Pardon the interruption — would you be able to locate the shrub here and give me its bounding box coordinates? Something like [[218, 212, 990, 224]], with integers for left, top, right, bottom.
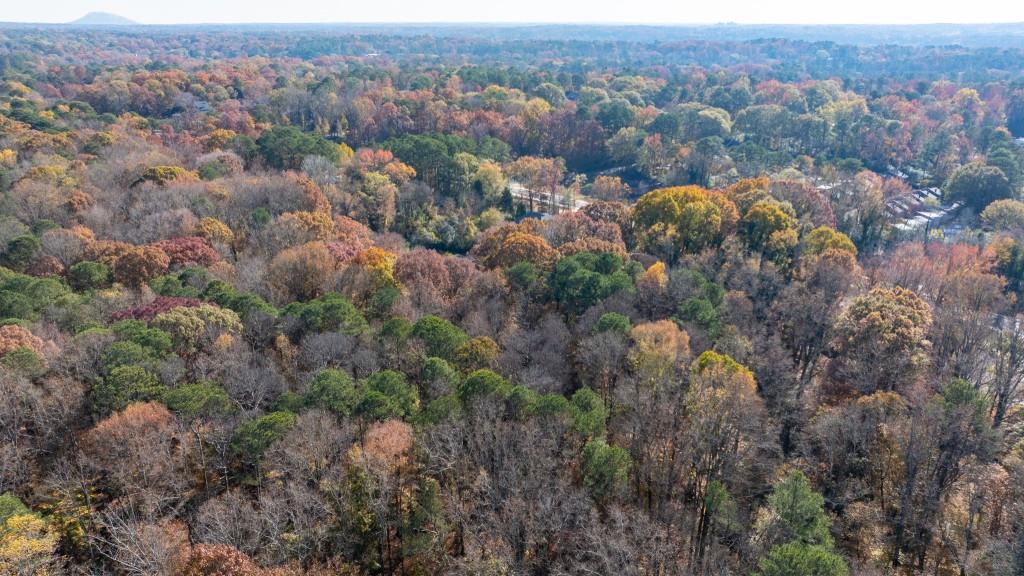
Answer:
[[0, 493, 29, 524]]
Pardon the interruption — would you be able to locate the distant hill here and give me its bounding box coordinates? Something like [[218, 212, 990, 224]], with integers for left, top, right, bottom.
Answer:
[[70, 12, 137, 26]]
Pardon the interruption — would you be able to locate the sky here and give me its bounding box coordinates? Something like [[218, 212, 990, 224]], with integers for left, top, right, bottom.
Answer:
[[3, 0, 1024, 25]]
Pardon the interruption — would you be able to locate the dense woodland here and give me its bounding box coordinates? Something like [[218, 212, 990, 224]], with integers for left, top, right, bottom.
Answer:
[[3, 24, 1024, 575]]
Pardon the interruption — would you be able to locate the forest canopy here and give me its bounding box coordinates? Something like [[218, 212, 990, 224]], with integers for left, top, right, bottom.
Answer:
[[0, 23, 1024, 576]]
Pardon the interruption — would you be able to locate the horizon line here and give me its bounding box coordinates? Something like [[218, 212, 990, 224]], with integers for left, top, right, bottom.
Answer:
[[4, 20, 1024, 28]]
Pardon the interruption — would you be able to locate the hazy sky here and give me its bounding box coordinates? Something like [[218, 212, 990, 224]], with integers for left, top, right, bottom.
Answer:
[[4, 0, 1024, 25]]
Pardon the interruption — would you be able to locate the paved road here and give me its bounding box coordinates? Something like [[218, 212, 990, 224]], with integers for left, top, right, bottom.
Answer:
[[508, 181, 590, 212]]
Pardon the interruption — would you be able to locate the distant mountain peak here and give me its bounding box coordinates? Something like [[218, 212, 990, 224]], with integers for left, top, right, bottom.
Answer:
[[70, 12, 137, 26]]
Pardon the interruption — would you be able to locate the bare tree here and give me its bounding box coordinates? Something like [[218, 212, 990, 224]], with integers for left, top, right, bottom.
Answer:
[[989, 315, 1024, 428], [93, 505, 189, 576]]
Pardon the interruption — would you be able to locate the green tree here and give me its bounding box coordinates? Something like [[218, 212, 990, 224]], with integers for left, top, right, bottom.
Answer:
[[1008, 89, 1024, 137], [594, 312, 631, 334], [0, 493, 29, 524], [419, 357, 461, 394], [570, 387, 608, 438], [581, 438, 632, 503], [282, 292, 367, 335], [202, 280, 278, 318], [457, 369, 511, 402], [755, 542, 848, 576], [993, 237, 1024, 297], [305, 368, 359, 416], [257, 125, 340, 170], [988, 149, 1022, 191], [0, 347, 45, 376], [232, 411, 298, 460], [944, 163, 1012, 212], [676, 269, 726, 336], [385, 133, 499, 198], [596, 99, 636, 132], [357, 370, 420, 421], [548, 252, 637, 316], [2, 235, 40, 271], [534, 82, 566, 106], [91, 365, 167, 419], [419, 394, 463, 425], [110, 320, 173, 358], [755, 471, 849, 576], [411, 315, 469, 361], [67, 261, 111, 290], [163, 381, 234, 419], [100, 340, 160, 372], [766, 470, 834, 547], [401, 477, 450, 564], [503, 261, 540, 292], [532, 393, 571, 419]]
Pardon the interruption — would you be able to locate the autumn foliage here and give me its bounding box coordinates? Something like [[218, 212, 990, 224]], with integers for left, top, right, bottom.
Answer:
[[1, 24, 1024, 576]]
